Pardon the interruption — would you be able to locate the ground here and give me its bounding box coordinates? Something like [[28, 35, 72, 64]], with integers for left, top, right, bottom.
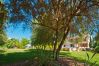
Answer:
[[0, 49, 99, 66]]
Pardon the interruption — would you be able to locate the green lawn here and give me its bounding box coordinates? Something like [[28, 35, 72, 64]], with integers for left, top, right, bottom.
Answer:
[[0, 49, 33, 64], [0, 49, 52, 64], [0, 49, 99, 66], [60, 51, 99, 66]]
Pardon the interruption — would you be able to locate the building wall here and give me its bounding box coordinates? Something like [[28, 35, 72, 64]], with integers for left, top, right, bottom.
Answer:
[[62, 34, 90, 50]]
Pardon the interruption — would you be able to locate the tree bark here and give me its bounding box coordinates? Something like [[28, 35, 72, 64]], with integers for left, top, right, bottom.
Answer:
[[53, 30, 58, 58], [55, 27, 70, 60], [53, 19, 59, 59]]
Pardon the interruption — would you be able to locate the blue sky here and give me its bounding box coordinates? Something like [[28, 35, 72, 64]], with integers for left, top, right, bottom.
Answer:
[[5, 23, 32, 40], [3, 0, 32, 40], [2, 0, 49, 41]]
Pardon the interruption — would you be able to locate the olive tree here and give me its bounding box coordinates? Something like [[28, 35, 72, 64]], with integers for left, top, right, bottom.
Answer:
[[7, 0, 99, 60]]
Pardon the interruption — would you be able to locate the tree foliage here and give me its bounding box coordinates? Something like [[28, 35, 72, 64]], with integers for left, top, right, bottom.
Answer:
[[0, 32, 7, 46], [32, 26, 53, 46], [0, 1, 8, 46], [21, 38, 29, 48], [6, 0, 99, 60], [92, 31, 99, 48], [6, 38, 29, 48], [6, 38, 20, 48], [6, 38, 19, 48], [0, 1, 7, 30]]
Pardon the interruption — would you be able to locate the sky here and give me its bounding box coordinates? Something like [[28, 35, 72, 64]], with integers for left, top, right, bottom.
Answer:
[[5, 23, 32, 40], [2, 0, 32, 40]]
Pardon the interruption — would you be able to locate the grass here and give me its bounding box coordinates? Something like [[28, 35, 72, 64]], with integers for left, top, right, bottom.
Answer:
[[0, 49, 32, 64], [0, 49, 99, 66], [0, 49, 52, 64], [60, 51, 99, 66]]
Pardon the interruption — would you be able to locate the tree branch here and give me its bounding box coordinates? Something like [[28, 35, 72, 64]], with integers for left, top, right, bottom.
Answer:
[[32, 22, 56, 31]]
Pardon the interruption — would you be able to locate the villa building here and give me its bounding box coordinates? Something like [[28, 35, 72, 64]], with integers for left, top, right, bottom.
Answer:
[[62, 34, 90, 51]]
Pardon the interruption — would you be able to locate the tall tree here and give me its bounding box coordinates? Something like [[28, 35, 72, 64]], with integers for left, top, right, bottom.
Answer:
[[0, 1, 8, 46], [0, 1, 7, 31], [7, 0, 99, 60]]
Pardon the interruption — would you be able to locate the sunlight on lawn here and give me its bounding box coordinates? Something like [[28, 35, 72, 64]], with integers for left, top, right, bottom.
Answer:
[[0, 49, 99, 66], [60, 51, 99, 66]]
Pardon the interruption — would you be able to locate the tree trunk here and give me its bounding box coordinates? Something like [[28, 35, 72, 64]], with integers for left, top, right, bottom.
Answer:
[[53, 30, 58, 58], [55, 27, 70, 60], [53, 20, 59, 59]]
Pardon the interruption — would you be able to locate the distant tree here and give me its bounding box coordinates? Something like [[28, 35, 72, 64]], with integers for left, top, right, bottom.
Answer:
[[6, 38, 20, 48], [21, 38, 29, 48]]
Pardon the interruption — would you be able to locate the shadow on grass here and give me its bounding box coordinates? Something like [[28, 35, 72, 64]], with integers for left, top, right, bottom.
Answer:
[[0, 50, 5, 53], [0, 49, 53, 65], [0, 49, 99, 66]]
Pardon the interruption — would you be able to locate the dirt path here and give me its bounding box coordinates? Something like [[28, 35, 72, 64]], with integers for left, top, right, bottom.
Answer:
[[58, 57, 84, 66]]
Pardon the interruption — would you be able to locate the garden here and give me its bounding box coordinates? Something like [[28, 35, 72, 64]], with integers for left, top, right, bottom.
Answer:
[[0, 0, 99, 66], [0, 49, 99, 66]]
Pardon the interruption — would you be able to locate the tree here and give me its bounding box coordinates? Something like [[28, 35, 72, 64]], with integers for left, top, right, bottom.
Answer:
[[0, 1, 8, 46], [21, 38, 29, 48], [7, 0, 99, 60], [93, 31, 99, 48], [0, 1, 7, 31], [0, 33, 7, 46], [32, 26, 53, 44], [6, 38, 20, 48]]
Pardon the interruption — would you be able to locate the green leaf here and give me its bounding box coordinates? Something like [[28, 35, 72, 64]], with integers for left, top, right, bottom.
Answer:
[[90, 52, 96, 60], [86, 52, 89, 60]]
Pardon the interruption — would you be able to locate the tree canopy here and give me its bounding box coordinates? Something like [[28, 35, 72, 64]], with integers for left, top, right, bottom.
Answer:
[[0, 1, 7, 46], [21, 38, 29, 48], [3, 0, 99, 60]]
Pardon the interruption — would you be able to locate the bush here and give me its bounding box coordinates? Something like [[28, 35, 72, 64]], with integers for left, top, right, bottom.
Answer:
[[95, 46, 99, 53], [5, 43, 14, 48]]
